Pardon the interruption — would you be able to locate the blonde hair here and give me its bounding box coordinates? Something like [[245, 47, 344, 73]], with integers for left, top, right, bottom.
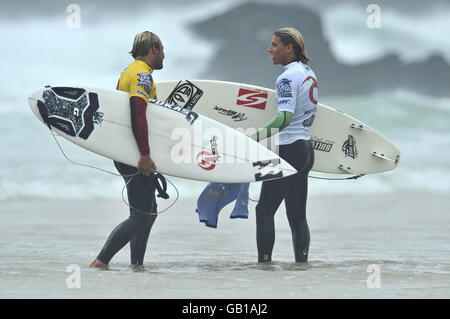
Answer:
[[129, 31, 161, 59], [274, 27, 311, 64]]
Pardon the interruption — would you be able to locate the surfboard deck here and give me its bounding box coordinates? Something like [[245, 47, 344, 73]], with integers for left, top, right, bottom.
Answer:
[[156, 80, 400, 175], [28, 86, 297, 183]]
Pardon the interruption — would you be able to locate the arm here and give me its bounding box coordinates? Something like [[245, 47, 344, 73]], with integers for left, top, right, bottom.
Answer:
[[130, 96, 157, 175], [129, 72, 157, 175], [130, 96, 150, 155], [251, 110, 293, 141], [251, 74, 300, 142]]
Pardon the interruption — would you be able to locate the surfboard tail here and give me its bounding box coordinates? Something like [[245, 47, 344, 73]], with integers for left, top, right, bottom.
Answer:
[[28, 89, 45, 123]]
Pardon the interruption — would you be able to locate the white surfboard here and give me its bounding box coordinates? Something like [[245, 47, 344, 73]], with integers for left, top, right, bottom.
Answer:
[[156, 80, 400, 175], [28, 86, 297, 183]]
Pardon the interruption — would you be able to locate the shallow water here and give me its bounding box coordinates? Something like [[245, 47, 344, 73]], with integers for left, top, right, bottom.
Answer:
[[1, 193, 448, 299]]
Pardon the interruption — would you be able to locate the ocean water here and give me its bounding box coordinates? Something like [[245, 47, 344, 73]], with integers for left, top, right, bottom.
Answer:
[[1, 192, 449, 299], [0, 0, 449, 299]]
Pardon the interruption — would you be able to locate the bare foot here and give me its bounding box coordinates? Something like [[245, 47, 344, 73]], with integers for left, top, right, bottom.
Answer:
[[89, 258, 108, 269]]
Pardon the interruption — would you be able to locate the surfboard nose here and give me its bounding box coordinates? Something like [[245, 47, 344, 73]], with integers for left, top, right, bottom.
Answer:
[[279, 158, 297, 177], [28, 87, 45, 100], [28, 89, 45, 122], [252, 157, 297, 182]]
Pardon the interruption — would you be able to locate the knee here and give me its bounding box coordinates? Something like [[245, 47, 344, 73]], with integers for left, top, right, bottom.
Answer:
[[256, 201, 276, 228], [288, 215, 309, 235], [130, 211, 154, 227], [256, 199, 277, 216], [255, 202, 266, 220]]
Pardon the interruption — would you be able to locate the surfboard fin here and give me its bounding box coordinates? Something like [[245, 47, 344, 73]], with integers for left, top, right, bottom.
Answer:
[[338, 165, 355, 174], [371, 152, 399, 164], [350, 123, 369, 131]]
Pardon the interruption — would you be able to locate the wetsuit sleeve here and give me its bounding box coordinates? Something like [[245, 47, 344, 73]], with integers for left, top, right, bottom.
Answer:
[[251, 111, 293, 141], [127, 71, 155, 155], [130, 96, 150, 155]]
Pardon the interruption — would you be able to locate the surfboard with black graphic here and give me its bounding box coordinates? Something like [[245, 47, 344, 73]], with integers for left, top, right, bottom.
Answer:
[[156, 80, 400, 175], [28, 85, 297, 183]]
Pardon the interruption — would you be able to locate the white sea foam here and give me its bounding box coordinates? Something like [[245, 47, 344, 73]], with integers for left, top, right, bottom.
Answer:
[[321, 2, 450, 64]]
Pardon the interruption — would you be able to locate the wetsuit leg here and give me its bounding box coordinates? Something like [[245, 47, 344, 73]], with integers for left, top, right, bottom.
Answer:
[[256, 179, 288, 262], [96, 162, 156, 265], [130, 203, 157, 265], [256, 139, 314, 263], [284, 140, 314, 262], [255, 142, 299, 262]]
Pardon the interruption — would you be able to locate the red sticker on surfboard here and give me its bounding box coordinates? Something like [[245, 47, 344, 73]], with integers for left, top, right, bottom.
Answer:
[[197, 151, 216, 170], [236, 88, 268, 110]]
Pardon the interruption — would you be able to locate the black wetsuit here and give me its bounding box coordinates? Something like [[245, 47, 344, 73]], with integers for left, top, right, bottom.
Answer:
[[256, 139, 314, 263], [95, 60, 158, 266], [255, 60, 318, 263], [96, 161, 157, 265]]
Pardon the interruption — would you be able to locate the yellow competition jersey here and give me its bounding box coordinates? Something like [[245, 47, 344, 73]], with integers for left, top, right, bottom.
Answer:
[[117, 60, 157, 102]]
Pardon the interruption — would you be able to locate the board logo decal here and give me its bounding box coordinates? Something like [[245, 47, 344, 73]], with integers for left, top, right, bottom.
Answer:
[[253, 159, 283, 181], [237, 88, 268, 110], [41, 88, 103, 140], [165, 80, 203, 111], [197, 151, 216, 171], [213, 106, 247, 122], [150, 99, 199, 125], [51, 87, 85, 100], [209, 136, 221, 162], [311, 138, 334, 152], [342, 135, 358, 159]]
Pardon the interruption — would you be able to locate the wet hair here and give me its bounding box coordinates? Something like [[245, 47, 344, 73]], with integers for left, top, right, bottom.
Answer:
[[274, 27, 311, 64], [129, 31, 161, 59]]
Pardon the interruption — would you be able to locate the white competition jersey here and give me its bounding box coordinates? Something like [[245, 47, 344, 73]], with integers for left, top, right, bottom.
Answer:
[[275, 61, 318, 145]]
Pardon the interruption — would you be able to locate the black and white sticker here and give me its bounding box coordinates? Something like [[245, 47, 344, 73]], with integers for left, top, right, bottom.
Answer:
[[253, 159, 283, 181], [213, 106, 247, 122], [41, 87, 103, 140], [311, 136, 334, 152], [150, 99, 199, 125], [165, 80, 203, 111], [342, 135, 358, 159], [209, 135, 221, 162]]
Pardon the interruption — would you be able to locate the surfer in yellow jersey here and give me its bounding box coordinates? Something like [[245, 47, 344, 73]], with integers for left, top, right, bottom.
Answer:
[[90, 31, 165, 269], [253, 27, 317, 263]]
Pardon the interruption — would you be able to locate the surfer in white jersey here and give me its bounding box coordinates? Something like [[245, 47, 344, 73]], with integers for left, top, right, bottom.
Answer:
[[253, 27, 317, 263]]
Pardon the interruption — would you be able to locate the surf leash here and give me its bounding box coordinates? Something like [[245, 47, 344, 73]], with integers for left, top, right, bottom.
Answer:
[[248, 172, 365, 202], [121, 173, 179, 216], [48, 127, 178, 215], [308, 174, 366, 181]]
